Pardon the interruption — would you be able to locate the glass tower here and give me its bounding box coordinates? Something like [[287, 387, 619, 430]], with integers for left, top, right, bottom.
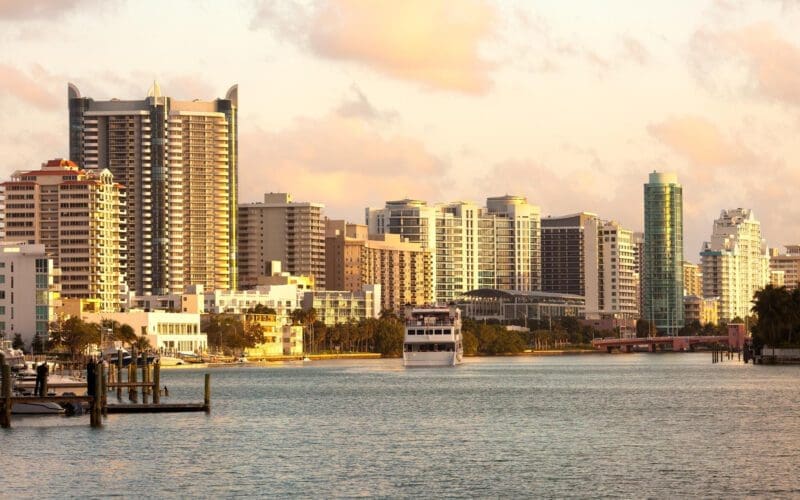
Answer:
[[643, 172, 684, 335]]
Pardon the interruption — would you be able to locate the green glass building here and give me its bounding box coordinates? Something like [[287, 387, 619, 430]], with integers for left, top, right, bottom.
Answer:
[[643, 172, 684, 335]]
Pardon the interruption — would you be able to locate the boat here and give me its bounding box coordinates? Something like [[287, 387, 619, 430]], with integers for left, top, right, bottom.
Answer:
[[11, 398, 66, 415], [157, 355, 184, 366], [403, 305, 464, 367], [1, 340, 26, 371]]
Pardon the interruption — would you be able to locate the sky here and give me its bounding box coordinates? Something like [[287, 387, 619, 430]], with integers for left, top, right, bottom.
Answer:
[[1, 0, 799, 262]]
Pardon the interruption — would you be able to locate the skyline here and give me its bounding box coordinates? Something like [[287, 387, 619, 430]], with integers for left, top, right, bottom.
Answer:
[[1, 1, 799, 260]]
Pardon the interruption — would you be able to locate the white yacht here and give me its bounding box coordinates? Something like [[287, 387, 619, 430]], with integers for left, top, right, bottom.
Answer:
[[403, 306, 463, 367]]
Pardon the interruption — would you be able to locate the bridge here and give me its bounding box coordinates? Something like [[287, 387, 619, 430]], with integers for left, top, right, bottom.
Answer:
[[592, 324, 747, 353]]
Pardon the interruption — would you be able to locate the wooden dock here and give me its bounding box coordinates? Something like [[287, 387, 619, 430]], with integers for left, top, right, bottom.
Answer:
[[1, 352, 210, 428]]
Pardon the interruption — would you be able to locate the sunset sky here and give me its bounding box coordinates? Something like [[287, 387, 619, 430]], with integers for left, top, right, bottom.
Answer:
[[1, 0, 799, 261]]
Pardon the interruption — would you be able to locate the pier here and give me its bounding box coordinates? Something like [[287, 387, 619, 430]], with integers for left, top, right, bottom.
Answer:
[[1, 352, 210, 429]]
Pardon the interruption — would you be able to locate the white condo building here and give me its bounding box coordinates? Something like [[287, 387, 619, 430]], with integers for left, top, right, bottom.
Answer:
[[0, 243, 59, 348], [700, 208, 770, 323], [366, 196, 541, 303]]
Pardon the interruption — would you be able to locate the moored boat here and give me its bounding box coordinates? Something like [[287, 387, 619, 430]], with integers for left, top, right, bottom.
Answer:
[[403, 305, 464, 367]]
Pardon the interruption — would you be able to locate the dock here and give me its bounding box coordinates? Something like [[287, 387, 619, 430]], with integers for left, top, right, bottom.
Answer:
[[1, 352, 210, 429]]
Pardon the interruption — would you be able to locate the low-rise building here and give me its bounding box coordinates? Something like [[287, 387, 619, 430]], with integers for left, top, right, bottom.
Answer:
[[301, 285, 381, 326], [82, 310, 206, 354], [0, 242, 59, 349], [455, 288, 585, 324], [683, 295, 719, 326]]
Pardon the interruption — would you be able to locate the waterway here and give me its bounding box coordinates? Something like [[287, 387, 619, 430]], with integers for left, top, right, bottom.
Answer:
[[3, 354, 799, 498]]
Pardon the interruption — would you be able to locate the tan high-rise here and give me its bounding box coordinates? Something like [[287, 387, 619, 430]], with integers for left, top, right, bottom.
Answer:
[[239, 193, 325, 289], [68, 82, 237, 294], [326, 220, 434, 312], [1, 159, 124, 311]]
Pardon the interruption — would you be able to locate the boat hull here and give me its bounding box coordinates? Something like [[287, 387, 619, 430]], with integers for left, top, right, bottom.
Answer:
[[11, 401, 66, 415], [403, 350, 462, 367]]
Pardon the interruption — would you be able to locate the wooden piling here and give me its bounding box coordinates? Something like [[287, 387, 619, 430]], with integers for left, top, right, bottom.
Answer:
[[1, 357, 11, 429], [141, 355, 149, 405], [101, 363, 108, 417], [91, 362, 102, 427], [203, 373, 211, 413], [116, 349, 123, 401], [153, 362, 161, 405]]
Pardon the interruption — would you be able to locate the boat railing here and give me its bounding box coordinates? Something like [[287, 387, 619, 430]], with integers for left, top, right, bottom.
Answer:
[[405, 319, 458, 327]]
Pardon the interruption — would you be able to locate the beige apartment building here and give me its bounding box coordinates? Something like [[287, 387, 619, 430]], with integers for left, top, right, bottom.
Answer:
[[68, 82, 237, 295], [326, 220, 434, 313], [683, 262, 702, 296], [238, 193, 325, 289], [1, 159, 124, 311], [770, 245, 800, 289]]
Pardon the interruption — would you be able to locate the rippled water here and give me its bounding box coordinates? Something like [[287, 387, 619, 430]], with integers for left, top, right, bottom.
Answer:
[[2, 354, 800, 498]]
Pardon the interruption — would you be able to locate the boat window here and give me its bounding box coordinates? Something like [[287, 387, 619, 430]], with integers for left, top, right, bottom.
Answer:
[[407, 330, 414, 335], [434, 329, 442, 335]]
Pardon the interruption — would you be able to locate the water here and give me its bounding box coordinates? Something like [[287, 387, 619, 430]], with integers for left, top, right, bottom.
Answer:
[[2, 354, 799, 498]]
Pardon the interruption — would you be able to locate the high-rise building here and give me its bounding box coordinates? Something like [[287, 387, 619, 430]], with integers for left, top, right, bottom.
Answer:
[[769, 245, 800, 289], [238, 193, 325, 289], [0, 242, 59, 348], [643, 171, 684, 334], [700, 208, 770, 323], [541, 214, 637, 319], [366, 196, 541, 303], [683, 262, 702, 296], [325, 220, 434, 312], [597, 221, 638, 319], [541, 212, 600, 304], [68, 82, 238, 295], [1, 159, 124, 311], [632, 231, 645, 319]]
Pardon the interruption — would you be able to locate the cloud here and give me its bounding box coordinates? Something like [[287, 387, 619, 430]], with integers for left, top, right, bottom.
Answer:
[[647, 115, 754, 171], [0, 0, 97, 20], [691, 22, 800, 107], [252, 0, 496, 94], [239, 111, 449, 218], [0, 64, 60, 111], [336, 84, 398, 122]]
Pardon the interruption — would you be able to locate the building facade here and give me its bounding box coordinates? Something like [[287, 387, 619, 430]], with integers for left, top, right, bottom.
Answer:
[[301, 285, 381, 326], [455, 289, 585, 324], [83, 310, 207, 354], [700, 208, 770, 323], [68, 82, 238, 295], [325, 220, 433, 313], [541, 215, 637, 319], [769, 245, 800, 289], [643, 171, 684, 334], [683, 262, 702, 297], [366, 196, 541, 303], [2, 159, 124, 311], [238, 193, 325, 289], [0, 243, 59, 348]]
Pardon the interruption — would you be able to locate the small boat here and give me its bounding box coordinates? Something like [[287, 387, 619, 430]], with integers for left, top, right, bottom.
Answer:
[[403, 305, 464, 367], [157, 356, 184, 366], [11, 399, 66, 415]]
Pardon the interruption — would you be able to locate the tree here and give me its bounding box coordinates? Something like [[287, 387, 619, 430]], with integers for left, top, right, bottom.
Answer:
[[636, 319, 653, 338], [135, 336, 152, 352], [118, 324, 137, 347], [12, 333, 24, 351], [373, 317, 404, 356], [31, 332, 45, 354], [751, 285, 794, 354]]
